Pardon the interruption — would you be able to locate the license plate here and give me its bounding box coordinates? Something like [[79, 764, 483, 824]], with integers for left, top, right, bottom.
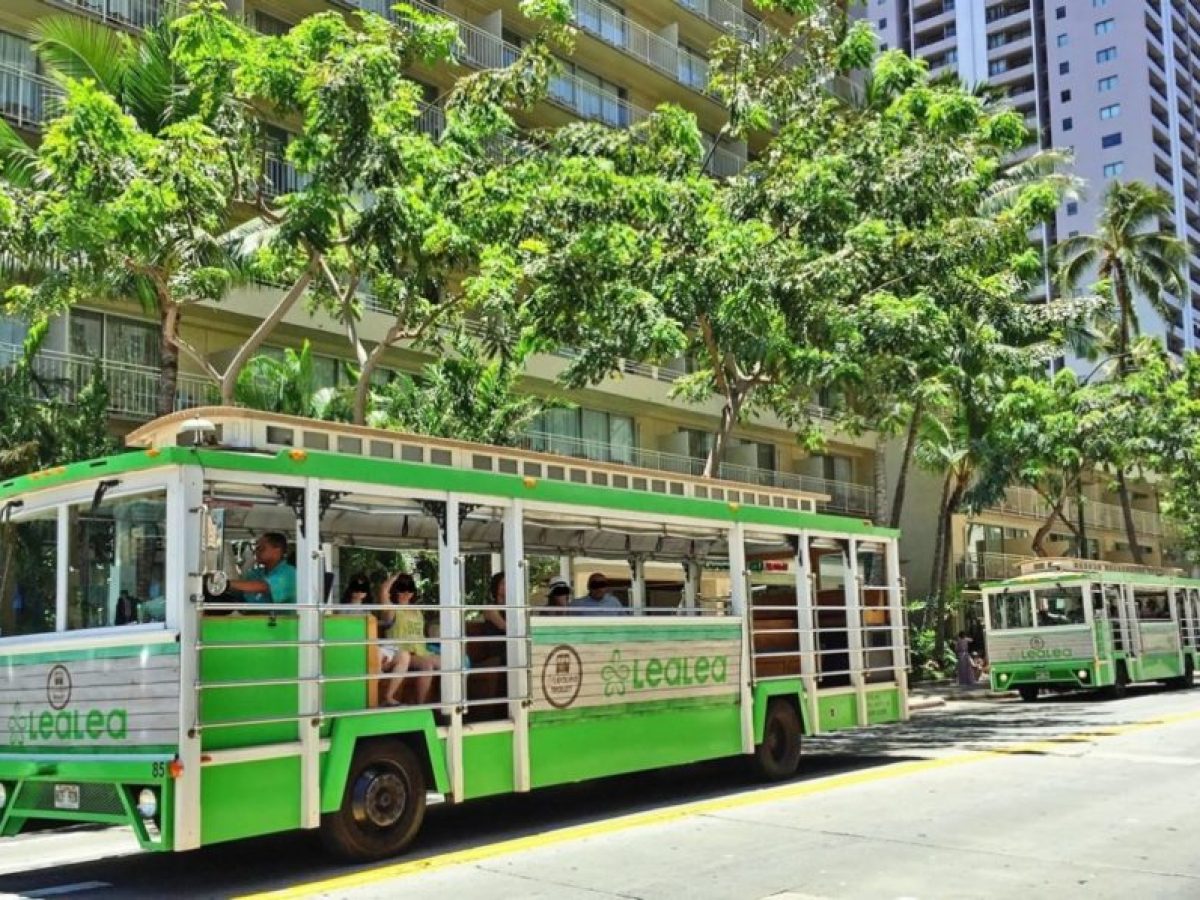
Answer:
[[54, 784, 80, 810], [1035, 670, 1051, 681]]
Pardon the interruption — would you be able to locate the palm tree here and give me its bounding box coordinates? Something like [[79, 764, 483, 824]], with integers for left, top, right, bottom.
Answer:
[[234, 341, 347, 421], [1057, 180, 1188, 564]]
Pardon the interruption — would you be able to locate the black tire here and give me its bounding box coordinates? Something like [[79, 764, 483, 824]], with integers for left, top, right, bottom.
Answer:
[[320, 739, 427, 862], [1017, 685, 1039, 703], [752, 698, 802, 781]]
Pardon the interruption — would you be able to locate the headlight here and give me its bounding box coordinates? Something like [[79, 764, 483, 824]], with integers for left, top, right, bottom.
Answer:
[[1077, 669, 1089, 681], [0, 783, 7, 808], [998, 672, 1009, 682], [137, 788, 158, 819]]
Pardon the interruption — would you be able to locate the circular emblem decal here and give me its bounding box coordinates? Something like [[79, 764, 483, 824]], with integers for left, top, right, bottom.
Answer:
[[1029, 636, 1045, 651], [46, 665, 72, 710], [541, 645, 583, 709]]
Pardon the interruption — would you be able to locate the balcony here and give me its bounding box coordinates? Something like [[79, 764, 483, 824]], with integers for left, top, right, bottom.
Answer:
[[517, 430, 874, 517], [957, 551, 1032, 584], [49, 0, 162, 29], [571, 0, 710, 96], [0, 342, 215, 420], [0, 63, 61, 131], [673, 0, 768, 43], [989, 486, 1168, 539]]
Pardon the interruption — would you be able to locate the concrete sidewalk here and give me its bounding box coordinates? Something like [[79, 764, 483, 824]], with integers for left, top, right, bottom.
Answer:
[[909, 680, 1011, 710]]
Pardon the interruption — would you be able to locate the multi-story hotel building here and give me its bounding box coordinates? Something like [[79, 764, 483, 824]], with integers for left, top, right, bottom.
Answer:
[[0, 0, 1178, 599]]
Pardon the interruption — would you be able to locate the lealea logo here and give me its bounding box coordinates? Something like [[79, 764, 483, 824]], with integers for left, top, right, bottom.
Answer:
[[541, 645, 584, 709], [6, 663, 129, 746], [601, 647, 729, 697], [1020, 634, 1073, 661]]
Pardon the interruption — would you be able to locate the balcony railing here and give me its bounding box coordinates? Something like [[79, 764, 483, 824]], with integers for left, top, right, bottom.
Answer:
[[957, 551, 1033, 584], [990, 486, 1168, 538], [674, 0, 769, 43], [399, 1, 746, 176], [50, 0, 162, 30], [571, 0, 710, 95], [0, 63, 62, 131], [517, 430, 874, 517], [0, 342, 215, 419]]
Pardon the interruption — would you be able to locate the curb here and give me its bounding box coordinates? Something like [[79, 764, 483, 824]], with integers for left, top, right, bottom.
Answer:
[[908, 695, 946, 711]]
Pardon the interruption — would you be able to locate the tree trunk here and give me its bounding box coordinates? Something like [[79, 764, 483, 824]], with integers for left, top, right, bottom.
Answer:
[[1032, 495, 1065, 557], [889, 399, 922, 529], [1075, 473, 1089, 559], [352, 341, 391, 426], [933, 475, 966, 665], [157, 303, 180, 418], [702, 391, 742, 479], [219, 271, 313, 404], [872, 432, 888, 526], [1115, 469, 1145, 565], [928, 472, 952, 614]]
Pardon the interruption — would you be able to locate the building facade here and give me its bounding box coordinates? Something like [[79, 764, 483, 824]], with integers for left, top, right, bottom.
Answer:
[[875, 0, 1200, 358]]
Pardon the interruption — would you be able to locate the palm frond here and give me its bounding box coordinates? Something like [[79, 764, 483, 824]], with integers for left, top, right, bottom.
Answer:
[[0, 119, 38, 188], [32, 16, 133, 96]]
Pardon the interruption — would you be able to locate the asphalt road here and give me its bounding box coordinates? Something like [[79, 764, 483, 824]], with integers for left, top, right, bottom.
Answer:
[[2, 685, 1199, 900]]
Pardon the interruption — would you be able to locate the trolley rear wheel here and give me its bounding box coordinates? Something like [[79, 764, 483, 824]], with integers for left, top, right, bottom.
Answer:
[[752, 698, 802, 781], [320, 739, 426, 861]]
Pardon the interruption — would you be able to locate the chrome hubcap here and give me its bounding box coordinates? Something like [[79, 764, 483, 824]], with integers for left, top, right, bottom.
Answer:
[[352, 767, 407, 829]]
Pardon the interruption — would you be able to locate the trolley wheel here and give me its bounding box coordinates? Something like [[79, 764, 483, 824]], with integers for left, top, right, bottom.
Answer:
[[320, 739, 427, 862], [1017, 685, 1039, 703], [752, 698, 802, 781]]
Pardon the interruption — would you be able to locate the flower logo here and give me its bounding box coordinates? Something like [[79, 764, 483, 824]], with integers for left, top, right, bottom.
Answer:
[[602, 649, 630, 697]]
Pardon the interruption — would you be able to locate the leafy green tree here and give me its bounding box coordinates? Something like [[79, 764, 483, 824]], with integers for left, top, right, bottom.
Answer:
[[0, 8, 254, 416], [1057, 180, 1188, 563], [222, 0, 576, 425], [0, 322, 116, 480], [367, 335, 552, 446]]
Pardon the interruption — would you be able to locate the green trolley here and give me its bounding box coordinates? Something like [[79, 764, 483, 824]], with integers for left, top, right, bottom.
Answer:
[[0, 408, 909, 860], [983, 559, 1199, 701]]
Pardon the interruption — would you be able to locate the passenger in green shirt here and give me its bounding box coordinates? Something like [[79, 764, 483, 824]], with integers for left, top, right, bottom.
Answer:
[[229, 532, 297, 605]]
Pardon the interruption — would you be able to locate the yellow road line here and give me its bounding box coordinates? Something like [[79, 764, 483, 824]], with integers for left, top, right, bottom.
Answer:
[[238, 708, 1200, 900]]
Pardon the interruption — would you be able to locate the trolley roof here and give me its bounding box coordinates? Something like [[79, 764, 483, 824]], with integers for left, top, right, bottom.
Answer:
[[0, 407, 899, 539], [981, 557, 1199, 591]]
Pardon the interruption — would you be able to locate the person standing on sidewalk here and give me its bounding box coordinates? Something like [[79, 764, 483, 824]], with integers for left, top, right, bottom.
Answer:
[[955, 631, 976, 686]]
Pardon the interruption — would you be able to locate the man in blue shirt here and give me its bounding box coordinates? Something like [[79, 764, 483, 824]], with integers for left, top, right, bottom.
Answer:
[[229, 532, 297, 605], [569, 573, 628, 616]]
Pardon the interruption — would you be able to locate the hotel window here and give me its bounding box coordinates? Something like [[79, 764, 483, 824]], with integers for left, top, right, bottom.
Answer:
[[1056, 33, 1068, 47], [1094, 18, 1114, 36], [1099, 103, 1120, 120], [577, 0, 627, 48], [1103, 161, 1124, 177], [1101, 132, 1122, 148], [1098, 75, 1118, 91], [1096, 46, 1117, 63]]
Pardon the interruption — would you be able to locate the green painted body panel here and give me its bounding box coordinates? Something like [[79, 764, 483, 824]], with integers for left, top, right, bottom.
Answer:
[[199, 615, 374, 750], [462, 731, 516, 799], [1127, 652, 1184, 681], [864, 686, 903, 724], [817, 693, 858, 730], [530, 622, 743, 645], [529, 698, 741, 789], [201, 756, 301, 845], [982, 571, 1200, 591]]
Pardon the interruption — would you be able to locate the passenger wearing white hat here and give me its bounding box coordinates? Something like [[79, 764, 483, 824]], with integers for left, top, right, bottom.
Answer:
[[535, 576, 572, 615]]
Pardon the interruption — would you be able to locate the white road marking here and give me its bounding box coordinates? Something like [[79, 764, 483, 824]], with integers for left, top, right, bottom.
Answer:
[[24, 882, 112, 897]]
